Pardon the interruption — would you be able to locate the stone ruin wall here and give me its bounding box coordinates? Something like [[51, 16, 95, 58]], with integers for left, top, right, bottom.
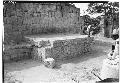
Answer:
[[3, 2, 81, 44], [22, 3, 81, 33], [3, 36, 94, 62], [3, 2, 83, 62]]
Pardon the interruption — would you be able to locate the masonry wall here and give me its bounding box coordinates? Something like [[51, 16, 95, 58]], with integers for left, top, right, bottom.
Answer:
[[3, 2, 81, 44]]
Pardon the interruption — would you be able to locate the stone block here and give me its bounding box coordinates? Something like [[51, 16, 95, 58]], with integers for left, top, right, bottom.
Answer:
[[44, 58, 55, 68], [3, 45, 32, 62], [28, 35, 94, 61]]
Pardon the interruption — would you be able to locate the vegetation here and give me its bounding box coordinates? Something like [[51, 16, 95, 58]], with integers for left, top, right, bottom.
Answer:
[[87, 2, 119, 37], [81, 14, 101, 35]]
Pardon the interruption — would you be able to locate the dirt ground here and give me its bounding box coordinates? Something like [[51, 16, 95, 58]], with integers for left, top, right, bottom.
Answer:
[[4, 37, 114, 83]]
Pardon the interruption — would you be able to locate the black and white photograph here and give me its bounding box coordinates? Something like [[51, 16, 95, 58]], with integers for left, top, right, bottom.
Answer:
[[3, 1, 119, 83]]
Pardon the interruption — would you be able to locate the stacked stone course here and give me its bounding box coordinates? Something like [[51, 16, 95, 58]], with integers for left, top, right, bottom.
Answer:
[[3, 44, 32, 62], [4, 3, 81, 43], [27, 35, 94, 61], [3, 2, 83, 61]]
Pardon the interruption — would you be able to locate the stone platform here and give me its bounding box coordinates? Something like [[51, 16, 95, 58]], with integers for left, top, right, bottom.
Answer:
[[25, 34, 94, 61], [3, 44, 32, 62]]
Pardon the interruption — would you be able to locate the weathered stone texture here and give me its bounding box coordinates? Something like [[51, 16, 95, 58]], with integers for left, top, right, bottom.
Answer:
[[27, 36, 94, 61], [46, 37, 93, 60], [4, 2, 81, 44], [3, 44, 32, 62], [3, 2, 83, 62]]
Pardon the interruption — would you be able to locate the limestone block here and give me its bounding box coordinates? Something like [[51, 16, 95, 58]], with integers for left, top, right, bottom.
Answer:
[[26, 36, 93, 61], [32, 47, 47, 61], [44, 37, 94, 61], [3, 45, 32, 62], [44, 58, 55, 68]]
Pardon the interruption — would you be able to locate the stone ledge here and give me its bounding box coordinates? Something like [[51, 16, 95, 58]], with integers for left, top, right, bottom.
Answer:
[[26, 35, 94, 61]]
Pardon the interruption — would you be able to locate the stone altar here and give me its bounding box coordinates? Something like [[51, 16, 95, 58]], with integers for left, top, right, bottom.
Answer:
[[25, 34, 94, 61]]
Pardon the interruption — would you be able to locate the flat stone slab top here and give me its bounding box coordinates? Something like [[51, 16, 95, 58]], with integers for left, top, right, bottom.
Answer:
[[25, 34, 88, 43]]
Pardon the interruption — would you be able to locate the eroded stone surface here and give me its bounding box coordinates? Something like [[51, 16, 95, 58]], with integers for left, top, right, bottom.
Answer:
[[27, 35, 94, 61]]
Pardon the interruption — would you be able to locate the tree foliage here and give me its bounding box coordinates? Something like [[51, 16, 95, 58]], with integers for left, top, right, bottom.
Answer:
[[87, 2, 119, 37], [87, 2, 119, 26], [81, 14, 101, 35], [83, 15, 100, 27], [87, 2, 119, 16]]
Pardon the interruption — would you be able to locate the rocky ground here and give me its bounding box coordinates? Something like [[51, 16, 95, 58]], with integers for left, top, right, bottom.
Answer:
[[3, 36, 114, 83]]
